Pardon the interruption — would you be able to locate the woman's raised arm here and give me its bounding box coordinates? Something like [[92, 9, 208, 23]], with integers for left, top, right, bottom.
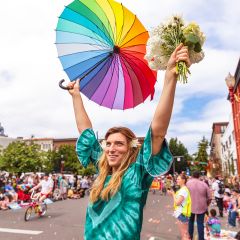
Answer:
[[68, 79, 92, 133], [151, 44, 191, 155]]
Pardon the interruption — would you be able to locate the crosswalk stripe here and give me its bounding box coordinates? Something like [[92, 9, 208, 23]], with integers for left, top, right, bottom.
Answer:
[[0, 228, 43, 235]]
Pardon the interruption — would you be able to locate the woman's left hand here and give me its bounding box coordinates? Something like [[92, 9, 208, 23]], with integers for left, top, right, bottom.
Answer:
[[166, 43, 191, 77]]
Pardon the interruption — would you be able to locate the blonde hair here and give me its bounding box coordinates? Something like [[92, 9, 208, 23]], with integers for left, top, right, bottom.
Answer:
[[90, 127, 140, 203]]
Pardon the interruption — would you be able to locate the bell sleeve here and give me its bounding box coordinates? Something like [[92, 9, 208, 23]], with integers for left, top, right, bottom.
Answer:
[[137, 127, 173, 177], [76, 128, 103, 169]]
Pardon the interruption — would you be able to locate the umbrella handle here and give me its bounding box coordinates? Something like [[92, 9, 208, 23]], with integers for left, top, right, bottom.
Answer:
[[59, 79, 71, 90]]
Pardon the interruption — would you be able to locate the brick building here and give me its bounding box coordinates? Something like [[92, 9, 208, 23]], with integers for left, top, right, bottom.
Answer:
[[209, 122, 228, 176], [230, 58, 240, 175]]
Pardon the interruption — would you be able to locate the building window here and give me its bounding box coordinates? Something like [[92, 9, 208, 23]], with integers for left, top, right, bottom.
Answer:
[[232, 131, 235, 141], [221, 126, 226, 133], [229, 136, 232, 145]]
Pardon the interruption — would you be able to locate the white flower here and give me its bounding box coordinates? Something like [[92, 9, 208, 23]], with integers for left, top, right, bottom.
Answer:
[[101, 140, 107, 150], [131, 139, 139, 148]]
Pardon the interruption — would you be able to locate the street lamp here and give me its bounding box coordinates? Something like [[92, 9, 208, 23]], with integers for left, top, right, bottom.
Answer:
[[60, 155, 65, 174], [173, 156, 182, 175], [225, 73, 240, 102], [225, 72, 240, 175]]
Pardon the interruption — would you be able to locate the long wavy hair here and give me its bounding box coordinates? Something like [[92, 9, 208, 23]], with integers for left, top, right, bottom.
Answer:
[[90, 127, 140, 203]]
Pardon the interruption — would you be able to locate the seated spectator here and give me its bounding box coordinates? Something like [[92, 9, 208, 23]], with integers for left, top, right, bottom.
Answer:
[[228, 189, 239, 227], [0, 194, 12, 210], [4, 181, 18, 202], [206, 209, 221, 237], [235, 231, 240, 240]]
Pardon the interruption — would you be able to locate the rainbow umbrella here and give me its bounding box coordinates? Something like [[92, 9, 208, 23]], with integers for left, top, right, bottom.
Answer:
[[56, 0, 157, 109]]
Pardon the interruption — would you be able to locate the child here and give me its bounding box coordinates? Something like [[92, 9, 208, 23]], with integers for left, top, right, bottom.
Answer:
[[223, 191, 231, 212], [207, 209, 221, 237]]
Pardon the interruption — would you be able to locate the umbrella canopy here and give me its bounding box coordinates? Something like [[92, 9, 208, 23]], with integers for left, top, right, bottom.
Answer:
[[56, 0, 157, 109]]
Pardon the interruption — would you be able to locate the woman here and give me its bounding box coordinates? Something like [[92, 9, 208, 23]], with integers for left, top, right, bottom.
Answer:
[[168, 174, 191, 240], [68, 44, 191, 239]]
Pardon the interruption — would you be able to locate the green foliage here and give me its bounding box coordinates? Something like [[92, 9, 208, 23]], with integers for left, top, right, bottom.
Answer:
[[46, 145, 96, 175], [79, 163, 96, 176], [168, 137, 191, 173], [190, 136, 209, 173], [0, 141, 46, 173], [0, 141, 97, 175]]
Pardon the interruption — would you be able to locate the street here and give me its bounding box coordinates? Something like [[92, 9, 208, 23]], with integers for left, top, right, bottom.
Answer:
[[0, 192, 235, 240]]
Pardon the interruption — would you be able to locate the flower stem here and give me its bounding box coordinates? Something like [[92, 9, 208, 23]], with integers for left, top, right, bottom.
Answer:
[[176, 61, 191, 83]]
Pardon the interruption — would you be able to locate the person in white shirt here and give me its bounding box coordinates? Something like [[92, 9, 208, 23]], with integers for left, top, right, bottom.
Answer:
[[29, 173, 53, 203], [27, 174, 34, 185], [212, 176, 224, 217]]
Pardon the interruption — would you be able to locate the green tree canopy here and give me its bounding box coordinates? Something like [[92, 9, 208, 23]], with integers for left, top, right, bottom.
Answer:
[[0, 141, 46, 173], [168, 137, 192, 174], [191, 136, 209, 173], [46, 145, 97, 176]]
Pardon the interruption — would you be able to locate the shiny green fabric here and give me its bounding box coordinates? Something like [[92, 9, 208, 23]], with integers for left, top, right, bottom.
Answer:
[[76, 127, 173, 240]]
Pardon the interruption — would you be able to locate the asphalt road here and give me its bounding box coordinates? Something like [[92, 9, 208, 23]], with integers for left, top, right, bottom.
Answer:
[[0, 192, 235, 240]]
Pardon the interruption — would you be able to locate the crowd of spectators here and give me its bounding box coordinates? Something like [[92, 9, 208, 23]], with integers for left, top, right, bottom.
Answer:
[[0, 171, 94, 210]]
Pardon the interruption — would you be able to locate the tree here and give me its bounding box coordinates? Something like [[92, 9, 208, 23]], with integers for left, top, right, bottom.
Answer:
[[191, 136, 209, 173], [168, 138, 191, 174], [46, 145, 97, 175], [0, 141, 46, 173]]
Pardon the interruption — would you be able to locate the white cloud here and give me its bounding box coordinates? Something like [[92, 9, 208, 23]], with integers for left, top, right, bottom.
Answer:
[[0, 0, 239, 155], [168, 97, 231, 153]]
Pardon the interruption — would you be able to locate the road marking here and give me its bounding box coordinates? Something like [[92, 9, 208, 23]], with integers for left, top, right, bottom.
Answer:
[[0, 228, 43, 235]]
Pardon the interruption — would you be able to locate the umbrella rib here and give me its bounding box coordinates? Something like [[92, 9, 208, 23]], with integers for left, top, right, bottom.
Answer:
[[58, 48, 111, 58], [81, 57, 113, 94], [57, 43, 110, 55], [58, 19, 108, 49], [72, 1, 114, 45], [110, 55, 121, 109], [106, 0, 117, 43], [57, 18, 109, 48], [64, 5, 113, 46], [116, 3, 125, 46], [88, 58, 115, 100], [95, 0, 115, 46], [118, 54, 137, 108], [77, 53, 112, 82], [121, 45, 147, 54], [100, 55, 118, 106], [56, 41, 108, 49], [56, 31, 108, 49], [64, 51, 112, 72], [122, 50, 153, 74], [120, 52, 151, 100], [118, 14, 136, 47], [120, 31, 148, 48]]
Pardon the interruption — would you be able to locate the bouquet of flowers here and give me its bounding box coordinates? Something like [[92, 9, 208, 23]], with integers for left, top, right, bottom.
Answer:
[[145, 15, 205, 83]]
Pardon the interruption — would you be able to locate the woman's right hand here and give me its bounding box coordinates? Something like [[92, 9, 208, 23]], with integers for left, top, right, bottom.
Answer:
[[67, 79, 80, 97], [167, 189, 174, 196]]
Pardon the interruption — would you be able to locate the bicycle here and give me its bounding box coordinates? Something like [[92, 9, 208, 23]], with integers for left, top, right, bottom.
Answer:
[[24, 190, 47, 221]]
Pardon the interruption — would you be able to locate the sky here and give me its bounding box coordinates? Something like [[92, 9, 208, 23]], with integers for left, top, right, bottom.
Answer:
[[0, 0, 239, 154]]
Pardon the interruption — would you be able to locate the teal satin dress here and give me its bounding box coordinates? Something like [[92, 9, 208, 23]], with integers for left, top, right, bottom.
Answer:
[[76, 127, 173, 240]]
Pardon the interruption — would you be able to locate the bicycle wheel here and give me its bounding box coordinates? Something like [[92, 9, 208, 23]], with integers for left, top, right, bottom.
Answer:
[[24, 206, 33, 221], [40, 203, 47, 216]]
